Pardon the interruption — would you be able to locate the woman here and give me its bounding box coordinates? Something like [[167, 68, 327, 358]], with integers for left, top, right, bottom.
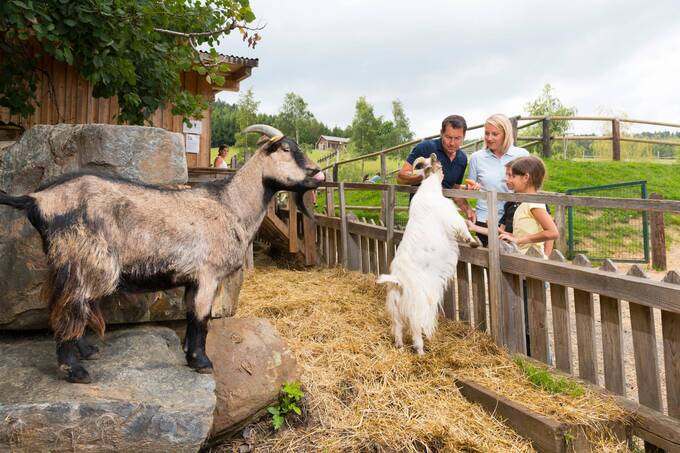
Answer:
[[213, 144, 229, 169], [467, 114, 529, 246]]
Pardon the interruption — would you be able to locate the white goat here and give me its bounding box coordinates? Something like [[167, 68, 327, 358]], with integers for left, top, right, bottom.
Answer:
[[376, 153, 477, 354]]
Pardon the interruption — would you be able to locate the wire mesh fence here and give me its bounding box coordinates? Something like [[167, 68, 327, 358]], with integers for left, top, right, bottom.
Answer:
[[566, 181, 649, 262]]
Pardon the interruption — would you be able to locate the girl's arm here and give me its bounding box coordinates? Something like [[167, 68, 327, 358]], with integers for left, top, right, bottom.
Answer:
[[499, 207, 559, 245]]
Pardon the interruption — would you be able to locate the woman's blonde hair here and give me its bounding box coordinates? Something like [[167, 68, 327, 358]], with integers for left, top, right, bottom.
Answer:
[[485, 113, 514, 153]]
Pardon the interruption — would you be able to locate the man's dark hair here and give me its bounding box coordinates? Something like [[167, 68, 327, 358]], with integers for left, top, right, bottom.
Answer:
[[441, 115, 467, 134]]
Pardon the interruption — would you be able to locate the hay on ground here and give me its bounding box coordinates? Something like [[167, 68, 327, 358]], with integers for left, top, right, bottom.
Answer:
[[216, 261, 629, 453]]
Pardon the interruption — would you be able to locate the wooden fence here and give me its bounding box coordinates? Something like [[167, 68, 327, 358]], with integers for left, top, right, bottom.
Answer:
[[281, 182, 680, 451], [323, 115, 680, 182]]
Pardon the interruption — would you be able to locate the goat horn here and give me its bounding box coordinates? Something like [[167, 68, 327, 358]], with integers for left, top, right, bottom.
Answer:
[[242, 124, 284, 138]]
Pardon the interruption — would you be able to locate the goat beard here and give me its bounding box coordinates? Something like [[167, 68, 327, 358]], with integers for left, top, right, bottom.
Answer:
[[295, 191, 315, 219]]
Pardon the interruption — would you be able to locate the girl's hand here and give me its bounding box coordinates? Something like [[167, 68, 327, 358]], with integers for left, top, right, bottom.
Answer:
[[465, 219, 475, 230], [499, 232, 518, 243]]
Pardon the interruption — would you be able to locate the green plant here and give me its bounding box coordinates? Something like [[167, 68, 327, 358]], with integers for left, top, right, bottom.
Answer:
[[267, 381, 304, 431], [514, 356, 585, 398]]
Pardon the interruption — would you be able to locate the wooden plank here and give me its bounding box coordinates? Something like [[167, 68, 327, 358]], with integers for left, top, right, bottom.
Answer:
[[457, 261, 470, 325], [627, 265, 662, 411], [548, 251, 573, 374], [611, 394, 680, 452], [662, 270, 680, 418], [443, 279, 456, 320], [486, 191, 503, 345], [471, 265, 487, 332], [369, 232, 378, 275], [459, 243, 490, 268], [109, 96, 119, 124], [650, 193, 667, 271], [385, 185, 395, 266], [572, 254, 598, 385], [347, 233, 361, 271], [302, 191, 316, 266], [328, 226, 337, 267], [378, 240, 388, 274], [64, 63, 76, 123], [360, 235, 370, 273], [525, 247, 549, 363], [501, 267, 526, 354], [347, 221, 387, 241], [598, 259, 626, 396], [499, 254, 680, 313], [495, 191, 680, 214], [76, 76, 89, 124], [336, 229, 344, 265], [455, 378, 568, 453], [288, 192, 298, 254], [338, 183, 349, 268], [54, 60, 67, 123]]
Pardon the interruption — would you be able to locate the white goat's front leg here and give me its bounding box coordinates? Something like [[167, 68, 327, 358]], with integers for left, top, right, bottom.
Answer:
[[410, 322, 425, 355], [184, 278, 218, 373], [386, 291, 404, 349]]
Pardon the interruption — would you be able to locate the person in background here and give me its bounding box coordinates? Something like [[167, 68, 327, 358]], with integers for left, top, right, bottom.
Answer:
[[362, 174, 370, 183], [467, 114, 529, 246], [213, 144, 229, 169], [396, 114, 475, 220], [369, 172, 381, 183]]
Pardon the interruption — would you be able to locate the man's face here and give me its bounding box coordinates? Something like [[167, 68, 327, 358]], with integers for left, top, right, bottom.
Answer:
[[441, 125, 465, 155]]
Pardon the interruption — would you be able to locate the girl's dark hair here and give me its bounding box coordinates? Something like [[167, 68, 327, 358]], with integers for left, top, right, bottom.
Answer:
[[506, 156, 546, 189]]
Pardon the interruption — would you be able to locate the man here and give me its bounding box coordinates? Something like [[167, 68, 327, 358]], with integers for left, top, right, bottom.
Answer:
[[396, 114, 475, 221]]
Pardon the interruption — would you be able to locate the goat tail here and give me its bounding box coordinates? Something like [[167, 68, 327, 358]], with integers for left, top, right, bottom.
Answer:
[[0, 191, 32, 210]]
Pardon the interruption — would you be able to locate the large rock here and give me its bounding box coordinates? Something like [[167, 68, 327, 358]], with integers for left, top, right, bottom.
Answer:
[[207, 317, 298, 440], [0, 124, 235, 330], [0, 325, 215, 452]]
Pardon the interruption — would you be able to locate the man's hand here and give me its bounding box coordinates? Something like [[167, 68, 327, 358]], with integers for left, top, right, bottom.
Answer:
[[466, 209, 476, 223], [396, 162, 423, 185]]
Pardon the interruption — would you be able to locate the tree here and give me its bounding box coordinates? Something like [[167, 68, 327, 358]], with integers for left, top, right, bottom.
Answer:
[[523, 83, 577, 137], [278, 92, 312, 144], [1, 0, 261, 125], [210, 100, 239, 147], [234, 88, 259, 151], [349, 97, 380, 155], [392, 99, 414, 144]]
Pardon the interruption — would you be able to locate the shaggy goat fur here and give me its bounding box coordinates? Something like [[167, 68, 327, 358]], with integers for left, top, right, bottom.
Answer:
[[377, 154, 476, 354], [0, 126, 324, 383]]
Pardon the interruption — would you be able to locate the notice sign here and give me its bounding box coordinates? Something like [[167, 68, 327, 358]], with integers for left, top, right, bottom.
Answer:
[[185, 133, 200, 154]]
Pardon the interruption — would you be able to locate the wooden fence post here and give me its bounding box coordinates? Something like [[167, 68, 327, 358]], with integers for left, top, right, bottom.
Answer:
[[612, 119, 621, 161], [332, 163, 339, 183], [650, 193, 667, 270], [380, 153, 387, 183], [288, 191, 298, 254], [302, 191, 317, 266], [542, 116, 551, 158], [230, 155, 238, 168], [338, 182, 348, 268], [486, 191, 503, 345], [598, 259, 626, 396], [572, 254, 599, 385], [510, 116, 519, 144], [662, 270, 680, 418], [385, 185, 395, 265], [554, 204, 567, 254]]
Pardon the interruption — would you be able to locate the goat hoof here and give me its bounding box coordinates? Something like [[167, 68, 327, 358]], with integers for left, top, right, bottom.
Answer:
[[186, 353, 213, 372], [79, 345, 100, 360], [196, 366, 214, 374], [65, 365, 92, 384]]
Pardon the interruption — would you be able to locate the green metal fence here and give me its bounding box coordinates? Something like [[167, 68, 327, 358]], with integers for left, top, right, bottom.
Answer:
[[567, 181, 649, 262]]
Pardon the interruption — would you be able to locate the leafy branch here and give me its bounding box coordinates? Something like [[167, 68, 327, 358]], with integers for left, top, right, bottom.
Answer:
[[267, 382, 304, 431]]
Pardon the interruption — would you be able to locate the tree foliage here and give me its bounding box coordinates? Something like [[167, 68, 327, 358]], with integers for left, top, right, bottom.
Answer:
[[349, 96, 380, 154], [277, 92, 312, 144], [234, 87, 259, 150], [523, 83, 577, 137], [0, 0, 260, 125]]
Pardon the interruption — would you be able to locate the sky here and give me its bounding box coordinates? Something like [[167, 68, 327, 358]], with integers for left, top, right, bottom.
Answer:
[[215, 0, 680, 138]]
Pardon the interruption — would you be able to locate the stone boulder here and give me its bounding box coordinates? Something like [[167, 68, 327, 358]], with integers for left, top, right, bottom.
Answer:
[[0, 124, 240, 330], [207, 317, 299, 441], [0, 325, 215, 452]]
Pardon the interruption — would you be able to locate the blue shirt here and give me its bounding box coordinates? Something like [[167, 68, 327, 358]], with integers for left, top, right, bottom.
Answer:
[[406, 138, 467, 189], [467, 146, 530, 223]]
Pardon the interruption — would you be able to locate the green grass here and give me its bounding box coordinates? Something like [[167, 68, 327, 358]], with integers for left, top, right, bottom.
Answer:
[[513, 356, 585, 398]]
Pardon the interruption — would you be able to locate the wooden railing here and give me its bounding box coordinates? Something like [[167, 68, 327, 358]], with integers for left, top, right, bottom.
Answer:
[[280, 182, 680, 451]]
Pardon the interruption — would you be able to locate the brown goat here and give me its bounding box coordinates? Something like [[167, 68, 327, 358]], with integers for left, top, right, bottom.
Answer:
[[0, 125, 324, 383]]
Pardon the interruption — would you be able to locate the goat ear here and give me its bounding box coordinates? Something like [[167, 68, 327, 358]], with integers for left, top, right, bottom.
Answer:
[[263, 135, 285, 153], [430, 153, 438, 162]]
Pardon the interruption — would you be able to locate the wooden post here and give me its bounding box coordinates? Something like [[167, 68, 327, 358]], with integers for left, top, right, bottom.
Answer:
[[332, 163, 339, 183], [542, 116, 552, 158], [662, 271, 680, 418], [471, 265, 487, 332], [338, 182, 348, 268], [572, 254, 598, 385], [457, 262, 470, 325], [443, 280, 456, 320], [554, 204, 567, 254], [486, 191, 503, 345], [288, 191, 298, 254], [380, 153, 387, 183], [549, 250, 573, 374], [510, 116, 519, 144], [525, 247, 549, 363], [627, 265, 663, 412], [500, 242, 526, 354], [612, 119, 621, 161], [230, 155, 238, 168], [385, 185, 395, 265], [650, 193, 667, 271], [598, 259, 626, 396], [302, 191, 317, 266]]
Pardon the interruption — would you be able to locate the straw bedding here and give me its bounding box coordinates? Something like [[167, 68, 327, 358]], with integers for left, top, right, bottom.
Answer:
[[215, 258, 628, 453]]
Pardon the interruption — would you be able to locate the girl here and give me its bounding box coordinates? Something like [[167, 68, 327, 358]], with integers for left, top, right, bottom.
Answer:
[[467, 155, 558, 257]]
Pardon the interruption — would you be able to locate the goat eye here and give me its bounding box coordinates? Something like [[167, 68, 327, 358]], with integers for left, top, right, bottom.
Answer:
[[414, 164, 423, 169]]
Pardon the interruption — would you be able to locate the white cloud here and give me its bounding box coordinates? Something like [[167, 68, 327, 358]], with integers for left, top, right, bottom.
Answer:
[[216, 0, 680, 137]]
